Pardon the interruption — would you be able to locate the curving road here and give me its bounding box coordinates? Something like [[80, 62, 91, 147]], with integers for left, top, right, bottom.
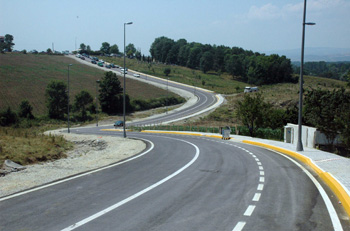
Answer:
[[0, 129, 344, 230], [0, 56, 347, 230], [72, 55, 221, 127]]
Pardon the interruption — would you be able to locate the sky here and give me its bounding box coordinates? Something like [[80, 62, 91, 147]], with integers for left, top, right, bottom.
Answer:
[[1, 0, 350, 56]]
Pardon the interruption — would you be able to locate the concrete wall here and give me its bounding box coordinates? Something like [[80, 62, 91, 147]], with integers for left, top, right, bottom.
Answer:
[[284, 123, 317, 148], [284, 123, 342, 148]]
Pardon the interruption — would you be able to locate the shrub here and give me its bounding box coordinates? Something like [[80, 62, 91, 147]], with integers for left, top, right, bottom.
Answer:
[[0, 107, 18, 126]]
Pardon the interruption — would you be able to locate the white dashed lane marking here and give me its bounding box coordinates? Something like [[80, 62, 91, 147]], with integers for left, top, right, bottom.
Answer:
[[244, 205, 256, 216]]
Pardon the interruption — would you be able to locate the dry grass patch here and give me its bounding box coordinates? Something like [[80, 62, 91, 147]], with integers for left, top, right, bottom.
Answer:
[[0, 126, 73, 166]]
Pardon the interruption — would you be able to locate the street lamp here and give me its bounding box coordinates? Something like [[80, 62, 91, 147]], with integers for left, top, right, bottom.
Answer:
[[95, 80, 100, 126], [296, 0, 315, 151], [123, 21, 133, 138], [67, 64, 72, 133], [166, 77, 169, 114]]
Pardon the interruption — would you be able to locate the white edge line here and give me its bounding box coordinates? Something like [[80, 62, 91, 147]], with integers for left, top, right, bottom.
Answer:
[[61, 138, 200, 231], [276, 152, 343, 231], [0, 138, 155, 202]]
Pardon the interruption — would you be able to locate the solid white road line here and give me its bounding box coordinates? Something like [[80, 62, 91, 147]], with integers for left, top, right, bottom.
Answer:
[[277, 152, 344, 231], [61, 138, 200, 231], [232, 221, 246, 231], [0, 138, 155, 202]]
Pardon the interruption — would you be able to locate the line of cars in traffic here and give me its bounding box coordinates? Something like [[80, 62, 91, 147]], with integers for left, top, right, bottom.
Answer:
[[76, 53, 141, 77]]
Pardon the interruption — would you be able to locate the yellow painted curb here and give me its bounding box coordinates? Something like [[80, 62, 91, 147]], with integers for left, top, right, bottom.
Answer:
[[242, 140, 350, 218], [140, 130, 205, 137], [101, 129, 132, 132]]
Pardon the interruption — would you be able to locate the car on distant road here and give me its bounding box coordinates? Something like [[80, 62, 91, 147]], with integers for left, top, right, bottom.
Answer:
[[114, 120, 124, 128], [120, 69, 128, 74], [244, 86, 259, 93], [133, 74, 140, 77], [110, 63, 116, 68], [105, 64, 111, 68], [98, 62, 104, 67], [91, 60, 97, 64]]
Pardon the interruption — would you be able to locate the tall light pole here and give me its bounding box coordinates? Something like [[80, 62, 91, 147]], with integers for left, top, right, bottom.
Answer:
[[67, 64, 72, 133], [123, 21, 133, 138], [95, 80, 100, 126], [296, 0, 315, 151], [166, 77, 169, 114]]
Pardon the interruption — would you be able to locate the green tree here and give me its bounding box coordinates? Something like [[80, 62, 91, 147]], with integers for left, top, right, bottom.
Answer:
[[47, 48, 53, 54], [235, 93, 271, 137], [225, 54, 245, 78], [18, 100, 34, 119], [45, 81, 68, 120], [1, 34, 15, 52], [200, 51, 213, 73], [164, 68, 171, 76], [73, 90, 93, 121], [304, 88, 344, 146], [0, 107, 18, 126], [98, 71, 123, 114], [100, 42, 110, 54], [126, 43, 136, 57], [110, 44, 119, 54], [80, 43, 86, 52], [86, 45, 92, 54], [346, 71, 350, 87]]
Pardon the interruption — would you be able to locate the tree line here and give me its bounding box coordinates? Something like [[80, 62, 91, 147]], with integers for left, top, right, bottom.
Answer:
[[79, 42, 141, 59], [149, 36, 296, 85], [293, 61, 350, 82]]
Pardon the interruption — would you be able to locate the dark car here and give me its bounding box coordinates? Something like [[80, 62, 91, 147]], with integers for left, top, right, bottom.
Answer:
[[91, 60, 97, 64], [105, 64, 111, 69], [114, 120, 124, 128], [98, 62, 104, 67], [110, 63, 116, 68]]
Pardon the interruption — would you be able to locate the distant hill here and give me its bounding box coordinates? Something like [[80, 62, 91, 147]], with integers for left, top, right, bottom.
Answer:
[[263, 47, 350, 62]]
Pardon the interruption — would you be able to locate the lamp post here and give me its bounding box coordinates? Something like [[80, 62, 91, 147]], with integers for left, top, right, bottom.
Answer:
[[166, 77, 169, 114], [123, 21, 133, 138], [296, 0, 315, 151], [67, 64, 72, 133], [95, 80, 100, 126]]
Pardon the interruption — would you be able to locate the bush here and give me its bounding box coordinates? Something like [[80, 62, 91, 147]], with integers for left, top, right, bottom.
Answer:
[[131, 96, 184, 111], [0, 107, 18, 126]]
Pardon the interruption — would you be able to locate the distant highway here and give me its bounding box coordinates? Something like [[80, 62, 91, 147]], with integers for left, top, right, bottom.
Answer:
[[72, 55, 222, 127]]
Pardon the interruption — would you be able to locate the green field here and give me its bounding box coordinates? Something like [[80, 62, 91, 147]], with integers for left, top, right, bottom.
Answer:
[[0, 53, 178, 115], [101, 56, 248, 94]]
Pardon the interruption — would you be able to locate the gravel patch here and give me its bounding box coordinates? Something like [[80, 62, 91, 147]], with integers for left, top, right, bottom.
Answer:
[[0, 130, 146, 198]]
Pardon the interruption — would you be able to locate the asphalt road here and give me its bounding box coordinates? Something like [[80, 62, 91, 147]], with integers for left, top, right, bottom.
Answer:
[[0, 129, 343, 231], [74, 55, 219, 126], [0, 56, 346, 230]]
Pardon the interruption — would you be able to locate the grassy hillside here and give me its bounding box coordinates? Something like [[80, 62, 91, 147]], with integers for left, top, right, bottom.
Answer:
[[101, 56, 248, 94], [0, 53, 178, 115]]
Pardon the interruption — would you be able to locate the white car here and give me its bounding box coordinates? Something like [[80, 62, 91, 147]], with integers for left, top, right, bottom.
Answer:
[[120, 69, 127, 74], [133, 74, 140, 77]]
